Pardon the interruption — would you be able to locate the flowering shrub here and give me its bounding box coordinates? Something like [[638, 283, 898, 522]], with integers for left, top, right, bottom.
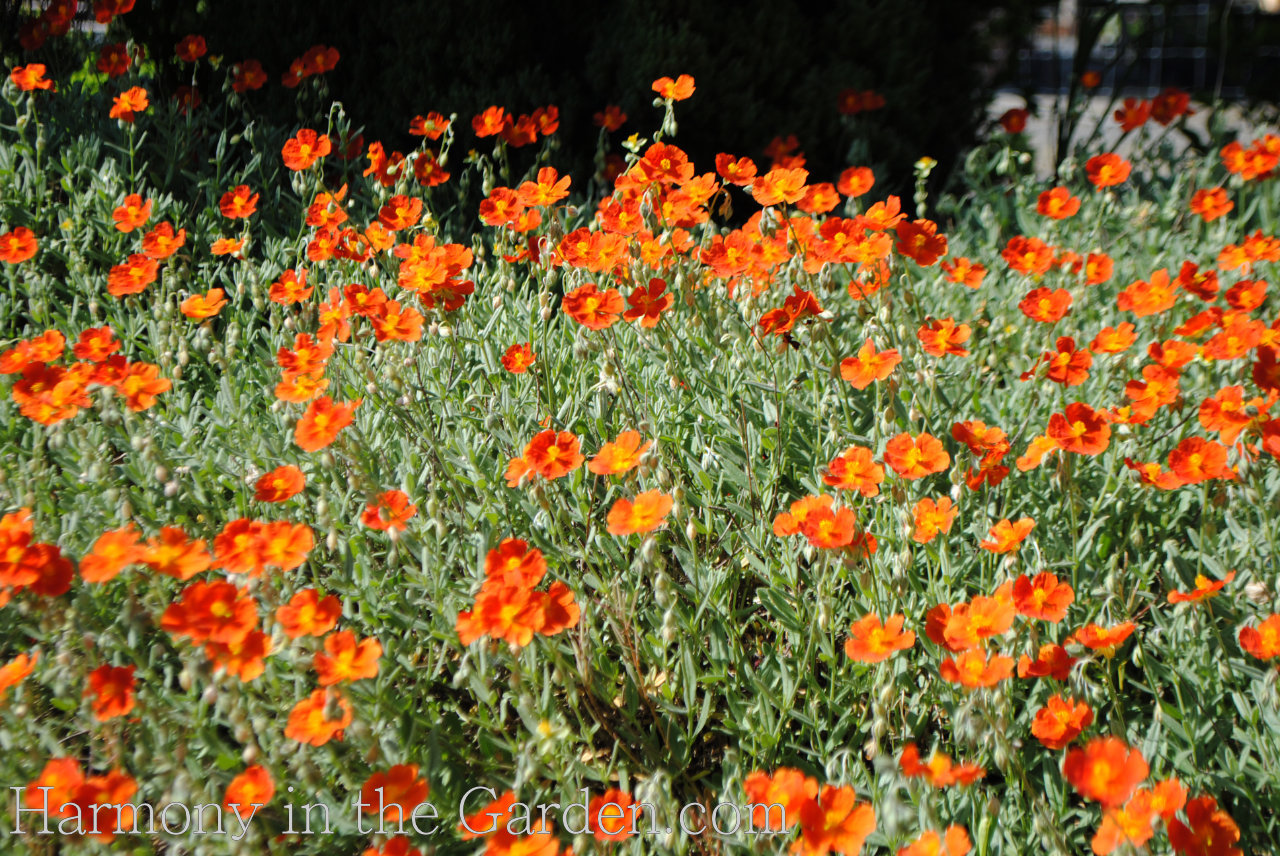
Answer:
[[1, 12, 1279, 856]]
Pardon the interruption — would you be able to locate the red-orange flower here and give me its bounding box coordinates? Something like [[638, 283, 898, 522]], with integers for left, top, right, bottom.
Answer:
[[917, 318, 971, 358], [562, 283, 624, 330], [1037, 186, 1081, 219], [883, 433, 950, 480], [607, 490, 673, 536], [840, 339, 901, 389], [588, 430, 650, 476], [294, 396, 361, 452], [282, 129, 332, 171], [314, 630, 382, 685], [84, 664, 136, 721], [1031, 694, 1093, 750], [652, 74, 695, 101], [223, 765, 274, 811], [939, 649, 1015, 688], [1086, 153, 1132, 189], [361, 490, 418, 531], [1012, 572, 1074, 622], [844, 613, 915, 663], [1063, 737, 1148, 807], [795, 785, 875, 856]]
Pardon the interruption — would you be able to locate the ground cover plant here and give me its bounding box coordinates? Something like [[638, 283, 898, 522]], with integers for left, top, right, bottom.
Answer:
[[2, 7, 1280, 856]]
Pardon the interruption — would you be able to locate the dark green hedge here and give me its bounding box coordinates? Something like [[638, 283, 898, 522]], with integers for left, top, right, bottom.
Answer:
[[113, 0, 1042, 199]]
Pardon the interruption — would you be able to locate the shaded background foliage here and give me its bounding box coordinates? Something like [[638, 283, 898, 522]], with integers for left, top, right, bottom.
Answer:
[[119, 0, 1041, 200]]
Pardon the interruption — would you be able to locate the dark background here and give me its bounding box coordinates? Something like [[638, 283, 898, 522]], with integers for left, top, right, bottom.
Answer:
[[4, 1, 1280, 201]]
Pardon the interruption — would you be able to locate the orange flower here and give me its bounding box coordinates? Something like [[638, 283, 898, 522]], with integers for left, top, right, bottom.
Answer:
[[10, 63, 55, 91], [1168, 570, 1235, 604], [83, 664, 136, 721], [743, 768, 815, 832], [223, 765, 274, 811], [1002, 235, 1055, 276], [844, 613, 915, 663], [979, 517, 1035, 553], [1168, 437, 1229, 483], [456, 580, 579, 647], [562, 283, 624, 330], [211, 237, 246, 256], [294, 396, 361, 452], [798, 504, 859, 550], [1238, 614, 1280, 660], [998, 108, 1029, 133], [1012, 572, 1074, 622], [861, 195, 904, 231], [835, 165, 875, 197], [25, 758, 84, 819], [773, 494, 834, 537], [652, 74, 695, 100], [141, 222, 186, 260], [484, 539, 547, 589], [795, 785, 875, 856], [109, 86, 149, 121], [1047, 402, 1111, 455], [141, 526, 213, 580], [588, 430, 650, 476], [112, 193, 152, 232], [254, 465, 305, 503], [0, 651, 37, 699], [314, 630, 382, 685], [117, 362, 171, 411], [205, 629, 270, 681], [282, 129, 332, 171], [180, 288, 227, 319], [1037, 186, 1081, 219], [939, 649, 1015, 688], [67, 769, 139, 842], [1117, 268, 1178, 317], [1092, 791, 1157, 855], [0, 226, 37, 265], [1167, 795, 1242, 856], [942, 256, 986, 288], [276, 588, 342, 639], [361, 765, 429, 825], [1092, 323, 1136, 353], [1017, 643, 1077, 680], [883, 432, 950, 480], [219, 184, 259, 219], [1085, 252, 1114, 285], [409, 111, 450, 139], [175, 34, 207, 62], [523, 430, 585, 479], [912, 497, 958, 543], [822, 445, 884, 497], [897, 826, 972, 856], [161, 581, 258, 645], [586, 788, 640, 841], [895, 218, 948, 266], [752, 167, 809, 207], [1063, 737, 1148, 807], [1031, 694, 1093, 750], [269, 267, 313, 304], [80, 525, 145, 583], [107, 254, 158, 296], [286, 688, 352, 746], [1068, 621, 1136, 657], [361, 490, 418, 531], [624, 277, 673, 327], [472, 105, 509, 137], [1086, 153, 1132, 189], [900, 743, 986, 788], [1190, 187, 1233, 222], [840, 338, 901, 389], [917, 318, 971, 358], [607, 490, 673, 536], [1019, 287, 1072, 323]]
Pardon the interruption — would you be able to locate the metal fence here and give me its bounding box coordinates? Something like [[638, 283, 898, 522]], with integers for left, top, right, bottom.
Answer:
[[1015, 0, 1280, 97]]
